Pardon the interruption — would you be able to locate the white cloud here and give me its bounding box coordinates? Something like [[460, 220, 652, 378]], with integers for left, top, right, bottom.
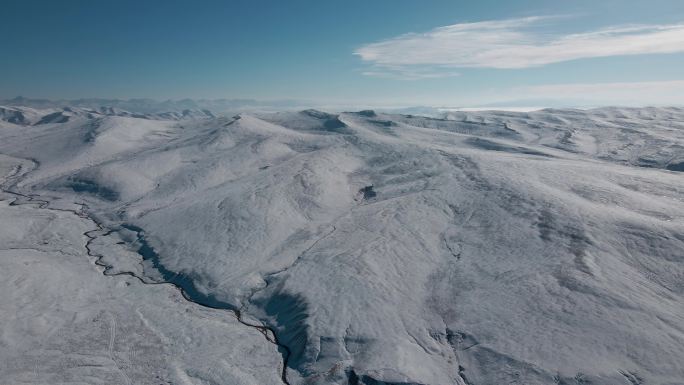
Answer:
[[355, 17, 684, 78], [361, 67, 461, 80], [462, 80, 684, 108], [520, 80, 684, 104]]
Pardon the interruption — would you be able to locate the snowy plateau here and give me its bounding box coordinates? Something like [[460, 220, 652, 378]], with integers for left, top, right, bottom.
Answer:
[[1, 104, 684, 385]]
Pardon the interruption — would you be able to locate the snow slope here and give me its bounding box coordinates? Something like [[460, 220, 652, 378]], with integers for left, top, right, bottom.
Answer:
[[1, 106, 684, 385], [0, 155, 284, 385]]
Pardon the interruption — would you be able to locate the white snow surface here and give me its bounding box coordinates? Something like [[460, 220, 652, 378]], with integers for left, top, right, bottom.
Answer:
[[0, 155, 283, 385], [1, 106, 684, 385]]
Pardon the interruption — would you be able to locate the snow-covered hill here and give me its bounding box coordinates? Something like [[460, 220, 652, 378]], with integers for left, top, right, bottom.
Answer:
[[1, 106, 683, 385], [0, 105, 215, 127]]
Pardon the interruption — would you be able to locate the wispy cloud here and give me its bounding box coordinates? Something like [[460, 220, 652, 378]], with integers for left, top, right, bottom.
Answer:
[[361, 66, 461, 80], [514, 80, 684, 105], [355, 16, 684, 78]]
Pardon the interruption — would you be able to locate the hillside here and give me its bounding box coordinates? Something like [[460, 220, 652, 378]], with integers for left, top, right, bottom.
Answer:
[[1, 106, 683, 385]]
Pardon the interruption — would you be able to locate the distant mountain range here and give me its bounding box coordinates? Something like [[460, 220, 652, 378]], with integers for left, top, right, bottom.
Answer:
[[0, 96, 306, 114]]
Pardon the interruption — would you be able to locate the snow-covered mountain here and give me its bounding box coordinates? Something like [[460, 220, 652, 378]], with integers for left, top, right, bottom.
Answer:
[[1, 105, 683, 385], [0, 105, 216, 127], [0, 96, 304, 115]]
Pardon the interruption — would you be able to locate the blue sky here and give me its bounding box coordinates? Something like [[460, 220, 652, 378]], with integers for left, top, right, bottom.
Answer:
[[2, 0, 684, 106]]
